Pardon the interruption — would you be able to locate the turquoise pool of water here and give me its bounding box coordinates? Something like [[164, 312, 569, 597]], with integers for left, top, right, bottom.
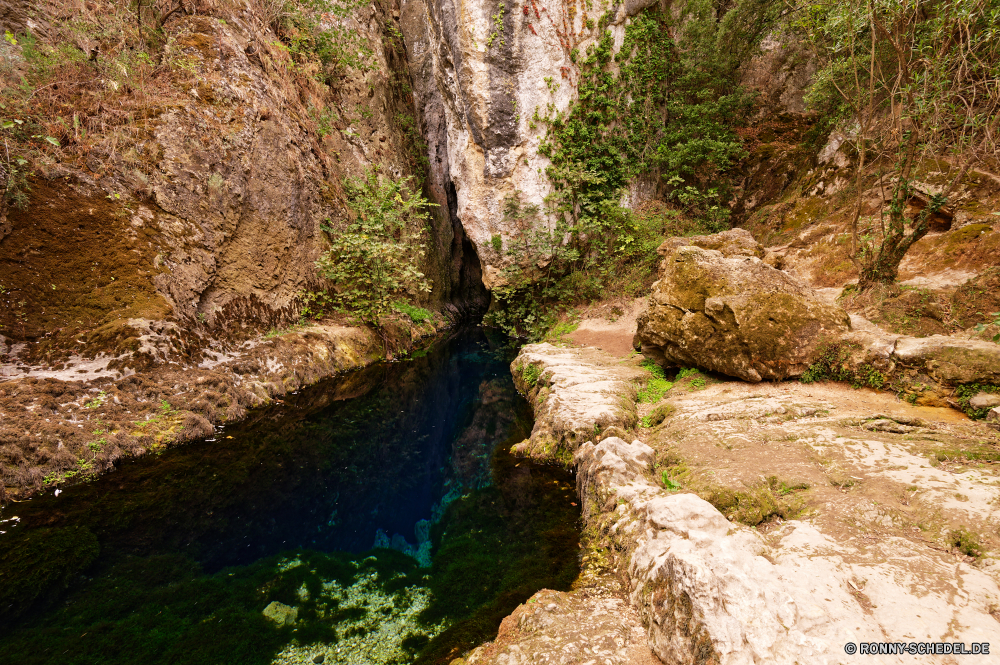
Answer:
[[0, 328, 580, 664]]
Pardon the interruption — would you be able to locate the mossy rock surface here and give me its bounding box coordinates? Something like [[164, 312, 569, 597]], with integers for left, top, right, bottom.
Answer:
[[635, 240, 850, 382]]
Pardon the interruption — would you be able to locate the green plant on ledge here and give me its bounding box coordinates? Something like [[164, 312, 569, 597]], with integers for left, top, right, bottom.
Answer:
[[394, 302, 432, 324], [521, 363, 542, 388], [315, 168, 435, 327], [975, 313, 1000, 343], [638, 360, 673, 402], [955, 383, 1000, 420], [800, 343, 885, 390]]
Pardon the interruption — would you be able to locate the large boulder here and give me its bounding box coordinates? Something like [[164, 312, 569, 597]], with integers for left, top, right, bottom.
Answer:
[[655, 227, 765, 261], [892, 336, 1000, 386], [634, 239, 851, 382]]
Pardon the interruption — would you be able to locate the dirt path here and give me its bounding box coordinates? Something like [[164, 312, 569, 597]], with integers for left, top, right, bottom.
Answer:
[[566, 297, 646, 358]]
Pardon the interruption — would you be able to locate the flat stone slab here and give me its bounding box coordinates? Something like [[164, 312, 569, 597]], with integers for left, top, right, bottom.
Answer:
[[510, 343, 647, 458]]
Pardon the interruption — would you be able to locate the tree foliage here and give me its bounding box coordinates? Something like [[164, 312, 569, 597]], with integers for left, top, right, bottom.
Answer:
[[315, 169, 434, 325], [486, 2, 781, 338], [804, 0, 1000, 288]]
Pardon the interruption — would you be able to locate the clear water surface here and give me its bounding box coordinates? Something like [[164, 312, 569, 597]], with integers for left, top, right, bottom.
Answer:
[[0, 328, 580, 665]]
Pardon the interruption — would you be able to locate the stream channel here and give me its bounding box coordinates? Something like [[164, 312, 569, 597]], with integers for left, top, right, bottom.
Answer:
[[0, 328, 581, 665]]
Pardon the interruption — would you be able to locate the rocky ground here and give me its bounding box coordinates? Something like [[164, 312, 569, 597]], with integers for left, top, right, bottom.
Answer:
[[459, 584, 658, 665], [492, 339, 1000, 664], [476, 223, 1000, 664]]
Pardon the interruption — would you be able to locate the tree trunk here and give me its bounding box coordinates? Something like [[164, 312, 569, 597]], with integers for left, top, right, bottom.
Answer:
[[857, 193, 948, 290]]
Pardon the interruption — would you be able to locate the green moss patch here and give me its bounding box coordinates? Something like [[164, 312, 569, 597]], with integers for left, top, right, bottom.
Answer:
[[956, 383, 1000, 419], [701, 476, 809, 526], [801, 342, 886, 390], [0, 179, 170, 356]]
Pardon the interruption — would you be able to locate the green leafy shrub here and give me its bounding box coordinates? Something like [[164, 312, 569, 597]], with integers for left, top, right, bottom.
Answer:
[[279, 0, 376, 77], [315, 169, 434, 326], [949, 527, 983, 558], [802, 0, 1000, 289], [521, 363, 542, 388], [975, 313, 1000, 343], [485, 2, 776, 339], [661, 472, 681, 491], [637, 360, 673, 402], [298, 290, 336, 320], [955, 383, 1000, 420], [800, 343, 885, 390]]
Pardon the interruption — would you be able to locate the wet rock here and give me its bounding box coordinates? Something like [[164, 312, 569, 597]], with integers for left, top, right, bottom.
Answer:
[[312, 654, 325, 664], [262, 600, 298, 626], [634, 241, 851, 381]]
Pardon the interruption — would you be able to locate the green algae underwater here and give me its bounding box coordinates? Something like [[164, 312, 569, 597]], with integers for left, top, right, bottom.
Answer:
[[0, 328, 580, 664]]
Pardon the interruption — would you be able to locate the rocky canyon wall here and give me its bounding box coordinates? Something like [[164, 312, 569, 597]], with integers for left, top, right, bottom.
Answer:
[[0, 0, 481, 364], [399, 0, 661, 289]]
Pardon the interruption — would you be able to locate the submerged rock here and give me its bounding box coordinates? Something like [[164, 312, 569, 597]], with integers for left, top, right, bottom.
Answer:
[[263, 600, 298, 626], [634, 241, 851, 381], [373, 519, 433, 568]]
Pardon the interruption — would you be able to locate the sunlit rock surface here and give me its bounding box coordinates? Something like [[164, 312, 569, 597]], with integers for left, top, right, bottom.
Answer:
[[635, 241, 851, 382], [399, 0, 659, 287], [501, 342, 1000, 664]]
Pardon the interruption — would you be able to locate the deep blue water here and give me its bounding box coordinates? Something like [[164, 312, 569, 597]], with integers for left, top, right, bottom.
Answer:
[[0, 328, 580, 665]]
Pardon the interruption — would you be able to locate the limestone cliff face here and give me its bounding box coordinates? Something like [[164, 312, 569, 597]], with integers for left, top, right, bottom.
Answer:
[[0, 0, 480, 370], [399, 0, 658, 288]]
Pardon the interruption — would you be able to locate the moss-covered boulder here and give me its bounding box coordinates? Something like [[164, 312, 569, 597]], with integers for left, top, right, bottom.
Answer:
[[892, 336, 1000, 385], [634, 243, 851, 382], [655, 227, 765, 262]]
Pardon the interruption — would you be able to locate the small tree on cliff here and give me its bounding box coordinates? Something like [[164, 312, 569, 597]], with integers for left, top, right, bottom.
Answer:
[[806, 0, 1000, 290], [315, 168, 434, 325]]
